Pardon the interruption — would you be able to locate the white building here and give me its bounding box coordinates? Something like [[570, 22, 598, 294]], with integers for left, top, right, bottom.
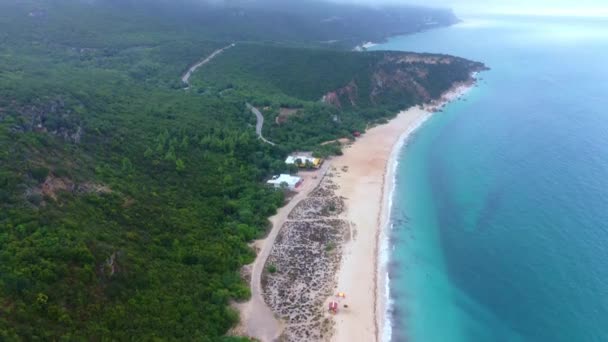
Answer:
[[267, 174, 302, 190], [285, 155, 322, 168]]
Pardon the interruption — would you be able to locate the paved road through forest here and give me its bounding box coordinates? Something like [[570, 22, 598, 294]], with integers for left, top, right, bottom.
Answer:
[[181, 43, 235, 87], [247, 103, 276, 146]]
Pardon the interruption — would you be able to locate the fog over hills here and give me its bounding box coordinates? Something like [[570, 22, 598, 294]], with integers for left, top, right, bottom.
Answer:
[[330, 0, 608, 16], [7, 0, 459, 47]]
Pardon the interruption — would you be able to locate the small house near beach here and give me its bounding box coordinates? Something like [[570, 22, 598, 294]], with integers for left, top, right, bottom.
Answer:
[[267, 174, 302, 190], [285, 155, 323, 169]]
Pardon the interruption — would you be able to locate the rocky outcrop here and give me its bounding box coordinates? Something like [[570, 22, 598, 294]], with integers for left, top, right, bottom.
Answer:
[[9, 98, 84, 144], [102, 251, 121, 278], [26, 173, 111, 206], [369, 67, 431, 104], [321, 81, 359, 109], [322, 52, 487, 110]]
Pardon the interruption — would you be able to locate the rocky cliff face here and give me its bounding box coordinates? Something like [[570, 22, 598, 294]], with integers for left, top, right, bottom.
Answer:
[[322, 52, 487, 110], [321, 80, 359, 109]]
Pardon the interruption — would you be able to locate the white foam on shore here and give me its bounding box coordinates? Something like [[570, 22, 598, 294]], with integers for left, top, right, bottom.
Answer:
[[379, 81, 477, 342], [379, 109, 433, 342]]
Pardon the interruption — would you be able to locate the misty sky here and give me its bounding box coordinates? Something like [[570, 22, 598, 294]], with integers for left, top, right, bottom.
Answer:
[[331, 0, 608, 17]]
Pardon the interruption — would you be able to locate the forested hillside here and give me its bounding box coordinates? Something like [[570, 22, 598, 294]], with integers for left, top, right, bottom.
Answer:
[[1, 0, 458, 49], [192, 43, 484, 152], [0, 0, 483, 340]]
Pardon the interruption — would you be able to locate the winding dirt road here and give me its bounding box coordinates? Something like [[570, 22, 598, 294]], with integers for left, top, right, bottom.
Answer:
[[181, 43, 235, 87], [234, 163, 331, 341], [181, 46, 277, 148]]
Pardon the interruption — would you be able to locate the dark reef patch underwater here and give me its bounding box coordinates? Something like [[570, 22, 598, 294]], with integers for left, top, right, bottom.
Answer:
[[374, 16, 608, 342]]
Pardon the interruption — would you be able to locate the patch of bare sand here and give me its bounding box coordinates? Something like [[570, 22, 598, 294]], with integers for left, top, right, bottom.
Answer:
[[320, 137, 352, 146]]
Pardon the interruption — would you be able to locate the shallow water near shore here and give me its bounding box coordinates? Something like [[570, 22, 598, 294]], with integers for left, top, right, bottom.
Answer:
[[372, 16, 608, 341]]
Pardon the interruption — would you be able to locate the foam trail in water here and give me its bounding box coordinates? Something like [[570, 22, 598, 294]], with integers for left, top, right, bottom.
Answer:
[[380, 110, 434, 342]]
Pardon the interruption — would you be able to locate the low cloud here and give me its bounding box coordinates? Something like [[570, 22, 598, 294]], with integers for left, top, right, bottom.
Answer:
[[328, 0, 608, 16]]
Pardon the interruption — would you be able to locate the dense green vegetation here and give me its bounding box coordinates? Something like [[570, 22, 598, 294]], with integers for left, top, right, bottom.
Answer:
[[193, 43, 482, 153], [0, 0, 482, 340], [1, 0, 457, 50], [0, 54, 288, 340]]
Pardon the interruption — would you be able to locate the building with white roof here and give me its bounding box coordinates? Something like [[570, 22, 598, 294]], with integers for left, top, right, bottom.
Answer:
[[267, 174, 302, 190], [285, 155, 323, 168]]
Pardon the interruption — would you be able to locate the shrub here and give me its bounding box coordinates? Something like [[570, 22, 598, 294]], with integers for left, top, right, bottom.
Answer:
[[27, 193, 43, 205], [30, 167, 50, 183]]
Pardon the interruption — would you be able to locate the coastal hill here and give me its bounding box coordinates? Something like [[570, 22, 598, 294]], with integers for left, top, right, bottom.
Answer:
[[0, 0, 483, 340], [191, 43, 485, 153]]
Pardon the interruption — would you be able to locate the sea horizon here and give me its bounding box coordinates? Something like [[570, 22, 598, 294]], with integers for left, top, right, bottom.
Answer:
[[373, 15, 608, 341]]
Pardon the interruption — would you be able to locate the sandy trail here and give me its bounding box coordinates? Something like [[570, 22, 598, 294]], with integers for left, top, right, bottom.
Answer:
[[235, 164, 331, 341]]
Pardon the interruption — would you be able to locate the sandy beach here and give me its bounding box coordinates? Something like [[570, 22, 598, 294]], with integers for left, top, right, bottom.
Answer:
[[234, 81, 475, 342], [331, 83, 474, 342]]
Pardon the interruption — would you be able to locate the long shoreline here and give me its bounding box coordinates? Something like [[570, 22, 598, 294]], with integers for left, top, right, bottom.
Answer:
[[233, 75, 478, 342], [378, 108, 433, 342], [331, 78, 477, 342], [378, 81, 477, 341]]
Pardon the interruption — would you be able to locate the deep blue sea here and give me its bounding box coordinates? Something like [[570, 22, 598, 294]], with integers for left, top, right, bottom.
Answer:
[[372, 16, 608, 342]]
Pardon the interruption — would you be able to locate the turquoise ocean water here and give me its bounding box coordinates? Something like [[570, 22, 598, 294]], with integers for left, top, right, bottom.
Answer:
[[372, 16, 608, 341]]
